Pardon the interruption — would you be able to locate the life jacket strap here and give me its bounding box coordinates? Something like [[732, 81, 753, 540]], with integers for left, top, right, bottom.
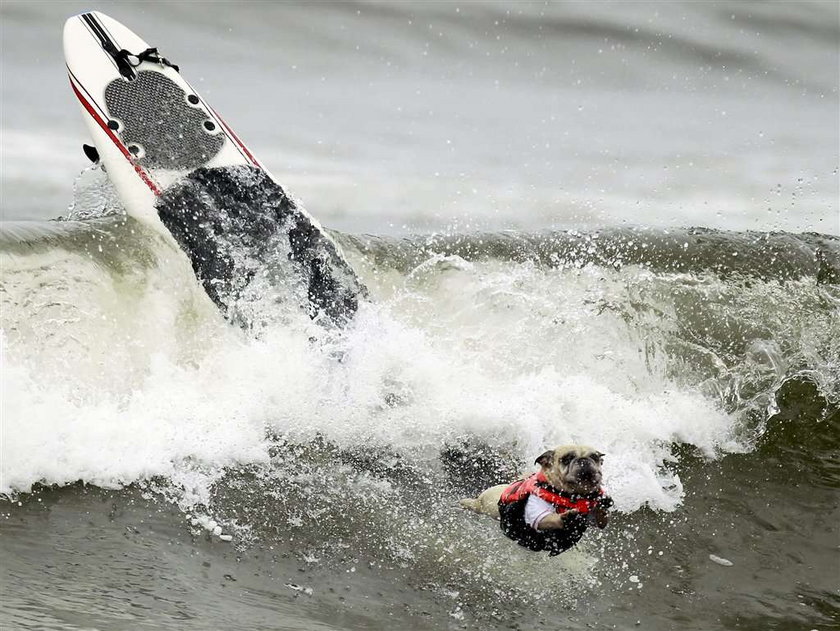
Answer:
[[499, 472, 604, 515]]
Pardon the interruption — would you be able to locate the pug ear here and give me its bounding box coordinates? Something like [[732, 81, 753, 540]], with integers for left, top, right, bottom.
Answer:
[[535, 450, 555, 467]]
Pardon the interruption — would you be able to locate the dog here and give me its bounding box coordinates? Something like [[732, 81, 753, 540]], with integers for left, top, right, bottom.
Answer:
[[460, 445, 612, 555]]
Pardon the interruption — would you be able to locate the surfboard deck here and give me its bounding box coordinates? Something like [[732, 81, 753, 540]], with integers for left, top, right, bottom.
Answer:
[[63, 11, 364, 326], [63, 11, 314, 231]]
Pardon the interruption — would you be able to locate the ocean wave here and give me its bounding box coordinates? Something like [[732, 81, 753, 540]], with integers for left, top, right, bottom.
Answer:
[[340, 227, 840, 283], [3, 215, 836, 507]]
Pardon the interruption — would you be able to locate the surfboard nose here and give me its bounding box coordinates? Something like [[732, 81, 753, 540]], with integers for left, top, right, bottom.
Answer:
[[62, 15, 82, 59], [63, 12, 110, 64]]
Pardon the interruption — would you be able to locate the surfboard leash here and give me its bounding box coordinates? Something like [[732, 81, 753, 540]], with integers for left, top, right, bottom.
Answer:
[[114, 47, 180, 78], [81, 13, 179, 80]]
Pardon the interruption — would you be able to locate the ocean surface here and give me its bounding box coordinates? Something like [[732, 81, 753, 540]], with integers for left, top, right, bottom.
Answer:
[[1, 1, 838, 630]]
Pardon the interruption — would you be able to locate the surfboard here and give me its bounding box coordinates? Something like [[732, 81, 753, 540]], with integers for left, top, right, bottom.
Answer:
[[63, 11, 365, 325], [63, 11, 261, 221]]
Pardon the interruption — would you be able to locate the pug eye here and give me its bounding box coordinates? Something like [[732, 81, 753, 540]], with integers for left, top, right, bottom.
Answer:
[[561, 454, 575, 466]]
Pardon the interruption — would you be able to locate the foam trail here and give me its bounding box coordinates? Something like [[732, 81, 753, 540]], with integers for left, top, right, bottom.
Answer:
[[2, 247, 749, 513]]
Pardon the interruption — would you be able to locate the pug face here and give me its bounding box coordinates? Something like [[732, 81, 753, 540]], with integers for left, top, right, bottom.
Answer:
[[535, 445, 604, 495]]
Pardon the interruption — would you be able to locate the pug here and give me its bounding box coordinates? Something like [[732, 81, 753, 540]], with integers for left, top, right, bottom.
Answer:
[[459, 445, 613, 555]]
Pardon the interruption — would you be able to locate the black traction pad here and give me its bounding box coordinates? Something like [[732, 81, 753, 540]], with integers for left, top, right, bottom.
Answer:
[[104, 70, 224, 170]]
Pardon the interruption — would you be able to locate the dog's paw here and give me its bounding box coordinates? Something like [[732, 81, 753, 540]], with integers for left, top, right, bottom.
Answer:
[[597, 495, 615, 510]]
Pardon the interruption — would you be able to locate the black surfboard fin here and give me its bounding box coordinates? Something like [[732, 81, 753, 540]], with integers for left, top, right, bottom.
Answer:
[[82, 144, 100, 164]]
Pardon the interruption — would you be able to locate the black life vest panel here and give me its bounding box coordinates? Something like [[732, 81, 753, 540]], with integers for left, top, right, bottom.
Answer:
[[497, 472, 603, 556]]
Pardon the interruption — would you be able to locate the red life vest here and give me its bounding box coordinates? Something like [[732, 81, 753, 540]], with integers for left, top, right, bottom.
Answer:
[[499, 471, 602, 515]]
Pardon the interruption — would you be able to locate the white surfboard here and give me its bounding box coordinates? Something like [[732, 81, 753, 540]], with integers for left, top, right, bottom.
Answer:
[[63, 11, 320, 233], [63, 11, 364, 325]]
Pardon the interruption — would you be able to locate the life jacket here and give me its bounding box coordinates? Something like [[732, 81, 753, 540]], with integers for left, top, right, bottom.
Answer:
[[497, 472, 604, 556]]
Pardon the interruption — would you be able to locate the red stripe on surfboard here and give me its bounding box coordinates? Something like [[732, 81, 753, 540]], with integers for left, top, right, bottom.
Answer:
[[210, 107, 259, 167], [69, 77, 162, 196]]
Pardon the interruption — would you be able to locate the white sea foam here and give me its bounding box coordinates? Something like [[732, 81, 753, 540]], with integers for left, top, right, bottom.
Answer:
[[1, 241, 741, 514]]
